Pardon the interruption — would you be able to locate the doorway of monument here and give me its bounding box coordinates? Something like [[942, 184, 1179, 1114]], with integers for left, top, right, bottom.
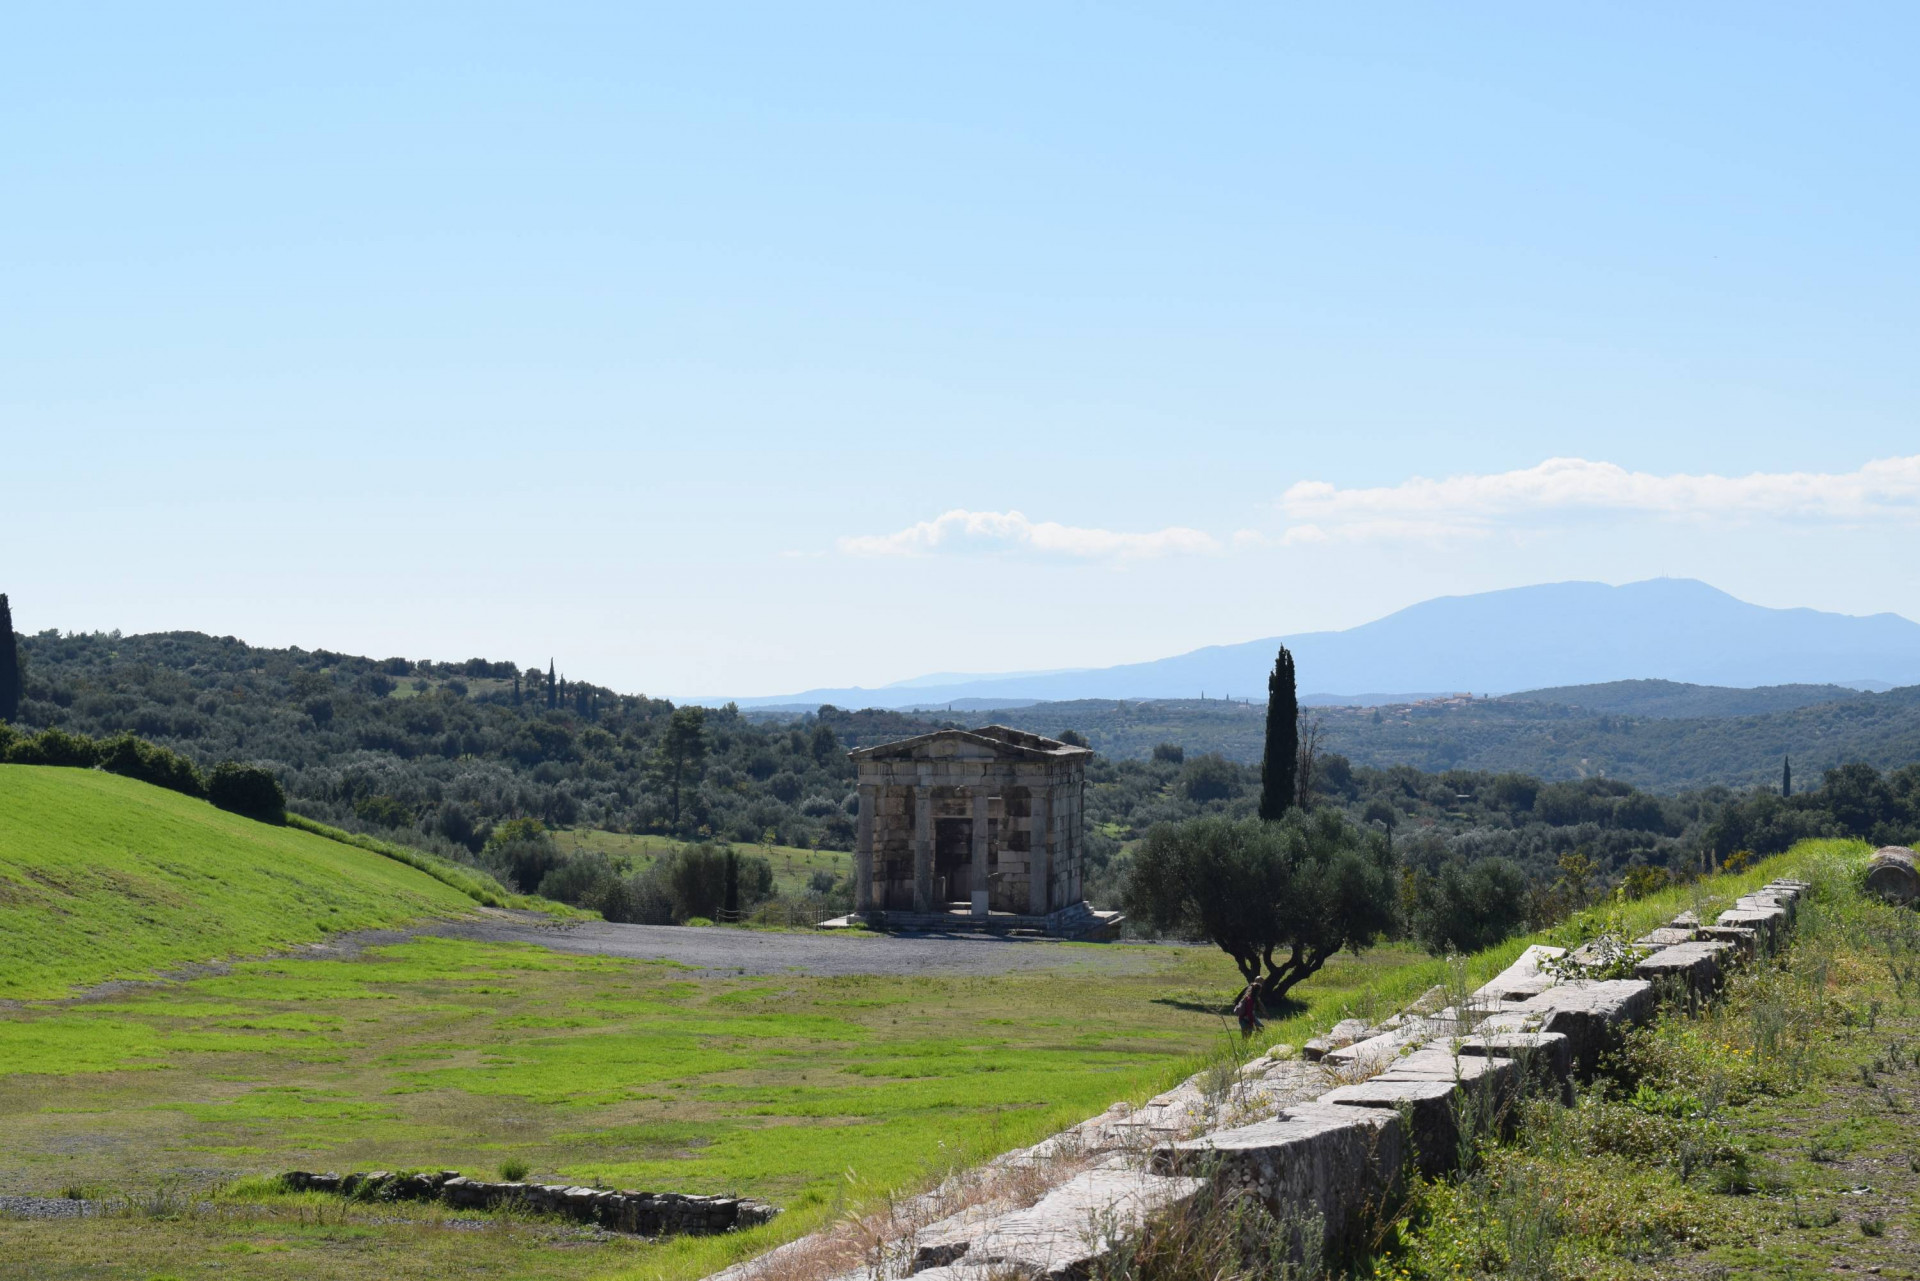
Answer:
[[881, 855, 914, 911], [934, 817, 971, 904]]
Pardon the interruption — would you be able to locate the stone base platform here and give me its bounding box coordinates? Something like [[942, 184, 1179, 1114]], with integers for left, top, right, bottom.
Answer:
[[822, 899, 1125, 941]]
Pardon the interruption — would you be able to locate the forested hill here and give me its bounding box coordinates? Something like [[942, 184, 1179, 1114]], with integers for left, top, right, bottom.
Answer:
[[1498, 679, 1868, 718], [961, 685, 1920, 793], [11, 627, 1920, 908], [1316, 688, 1920, 791], [9, 630, 949, 856]]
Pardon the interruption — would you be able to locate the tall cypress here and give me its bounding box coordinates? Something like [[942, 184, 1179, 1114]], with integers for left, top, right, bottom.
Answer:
[[546, 659, 557, 709], [512, 672, 521, 706], [1782, 756, 1792, 798], [0, 593, 19, 723], [1259, 646, 1298, 821]]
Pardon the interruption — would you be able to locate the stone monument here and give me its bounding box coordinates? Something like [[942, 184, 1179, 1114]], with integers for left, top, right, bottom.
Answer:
[[845, 725, 1122, 939]]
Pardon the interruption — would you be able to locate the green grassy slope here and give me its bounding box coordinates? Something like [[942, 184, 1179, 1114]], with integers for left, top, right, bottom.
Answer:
[[0, 765, 481, 998]]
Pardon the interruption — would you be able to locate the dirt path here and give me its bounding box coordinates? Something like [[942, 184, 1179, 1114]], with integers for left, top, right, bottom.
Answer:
[[415, 912, 1175, 977]]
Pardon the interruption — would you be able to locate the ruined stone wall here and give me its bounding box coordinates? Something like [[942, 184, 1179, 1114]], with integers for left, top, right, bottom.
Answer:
[[281, 1168, 777, 1238]]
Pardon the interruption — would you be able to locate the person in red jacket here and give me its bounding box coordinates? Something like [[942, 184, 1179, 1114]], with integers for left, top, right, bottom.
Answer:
[[1233, 983, 1263, 1039]]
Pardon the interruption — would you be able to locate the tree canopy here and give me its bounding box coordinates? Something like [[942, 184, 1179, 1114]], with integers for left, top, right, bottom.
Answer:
[[0, 594, 19, 723], [1408, 856, 1530, 955], [1123, 808, 1398, 1003], [1259, 646, 1297, 821]]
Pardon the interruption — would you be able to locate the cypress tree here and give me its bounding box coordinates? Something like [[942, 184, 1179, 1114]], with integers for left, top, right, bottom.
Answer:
[[0, 593, 18, 723], [1259, 646, 1298, 821], [546, 659, 557, 709], [1782, 756, 1792, 798], [512, 672, 521, 706]]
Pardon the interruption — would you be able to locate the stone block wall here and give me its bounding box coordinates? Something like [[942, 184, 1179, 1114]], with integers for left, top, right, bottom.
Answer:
[[281, 1168, 777, 1238]]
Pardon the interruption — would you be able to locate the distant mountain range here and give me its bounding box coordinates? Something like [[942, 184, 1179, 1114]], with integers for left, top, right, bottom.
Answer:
[[730, 579, 1920, 710]]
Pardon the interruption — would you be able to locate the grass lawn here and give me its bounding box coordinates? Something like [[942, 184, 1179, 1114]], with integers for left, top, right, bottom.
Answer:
[[0, 921, 1467, 1279], [552, 829, 853, 901], [0, 766, 482, 999], [3, 767, 1861, 1281]]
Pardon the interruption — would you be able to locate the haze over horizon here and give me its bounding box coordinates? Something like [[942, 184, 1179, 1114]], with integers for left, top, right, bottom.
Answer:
[[716, 576, 1920, 708], [7, 6, 1920, 694]]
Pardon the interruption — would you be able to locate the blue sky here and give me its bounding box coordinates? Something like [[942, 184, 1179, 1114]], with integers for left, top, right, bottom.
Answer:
[[5, 4, 1918, 697]]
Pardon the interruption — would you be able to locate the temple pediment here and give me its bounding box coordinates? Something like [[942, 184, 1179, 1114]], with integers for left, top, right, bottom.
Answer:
[[848, 725, 1091, 764]]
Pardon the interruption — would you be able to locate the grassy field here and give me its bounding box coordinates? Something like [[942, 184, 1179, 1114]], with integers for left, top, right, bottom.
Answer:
[[0, 922, 1468, 1280], [552, 829, 853, 900], [0, 767, 1859, 1281], [0, 766, 484, 999]]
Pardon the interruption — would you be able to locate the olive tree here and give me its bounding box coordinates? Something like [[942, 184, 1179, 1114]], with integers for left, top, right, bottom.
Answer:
[[1123, 808, 1398, 1004], [1408, 856, 1529, 955]]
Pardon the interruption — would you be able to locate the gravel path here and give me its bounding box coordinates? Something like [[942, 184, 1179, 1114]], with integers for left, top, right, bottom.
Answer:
[[413, 914, 1168, 978], [0, 1195, 95, 1219]]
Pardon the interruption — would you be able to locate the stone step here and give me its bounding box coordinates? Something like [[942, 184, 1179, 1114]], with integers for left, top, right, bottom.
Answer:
[[1482, 978, 1654, 1072], [909, 1166, 1205, 1279], [1473, 944, 1567, 1003], [1152, 1102, 1407, 1261], [1633, 939, 1733, 997], [1455, 1030, 1574, 1086]]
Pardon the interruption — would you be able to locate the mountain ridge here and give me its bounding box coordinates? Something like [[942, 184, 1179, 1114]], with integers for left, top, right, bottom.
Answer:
[[726, 578, 1920, 709]]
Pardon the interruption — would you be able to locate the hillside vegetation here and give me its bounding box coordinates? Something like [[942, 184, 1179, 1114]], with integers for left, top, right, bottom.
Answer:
[[0, 766, 480, 998], [11, 629, 944, 856], [974, 684, 1920, 791], [11, 627, 1920, 939], [1497, 677, 1869, 718]]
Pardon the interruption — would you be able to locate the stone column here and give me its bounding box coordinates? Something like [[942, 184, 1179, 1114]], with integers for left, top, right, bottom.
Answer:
[[913, 788, 934, 914], [854, 782, 877, 913], [1028, 783, 1051, 916], [1058, 782, 1076, 905], [970, 789, 990, 912]]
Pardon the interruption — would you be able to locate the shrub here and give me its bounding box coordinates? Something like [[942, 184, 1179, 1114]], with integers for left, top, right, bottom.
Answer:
[[207, 761, 287, 823], [606, 865, 677, 924], [498, 1157, 529, 1182], [670, 843, 730, 921], [537, 852, 618, 907], [482, 818, 560, 893], [97, 733, 205, 798], [353, 794, 412, 828], [1411, 856, 1530, 955], [8, 727, 102, 768], [1179, 753, 1240, 803]]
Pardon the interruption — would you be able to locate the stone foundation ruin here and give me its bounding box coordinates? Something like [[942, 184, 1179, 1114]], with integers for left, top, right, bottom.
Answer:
[[842, 726, 1123, 939], [280, 1168, 777, 1237]]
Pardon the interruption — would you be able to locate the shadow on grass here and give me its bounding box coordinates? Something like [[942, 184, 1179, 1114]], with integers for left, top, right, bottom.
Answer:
[[1149, 994, 1307, 1020]]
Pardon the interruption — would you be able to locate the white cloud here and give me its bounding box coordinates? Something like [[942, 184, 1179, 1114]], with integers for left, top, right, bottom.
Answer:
[[1280, 454, 1920, 541], [839, 509, 1222, 561]]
